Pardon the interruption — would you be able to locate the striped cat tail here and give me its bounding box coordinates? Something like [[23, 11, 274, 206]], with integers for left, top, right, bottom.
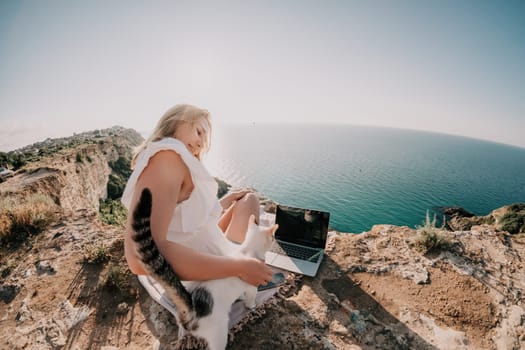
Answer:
[[131, 188, 197, 330]]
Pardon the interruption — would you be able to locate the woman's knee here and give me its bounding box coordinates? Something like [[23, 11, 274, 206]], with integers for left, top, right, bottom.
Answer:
[[231, 193, 259, 222], [225, 193, 260, 243], [240, 193, 259, 208], [239, 193, 259, 216]]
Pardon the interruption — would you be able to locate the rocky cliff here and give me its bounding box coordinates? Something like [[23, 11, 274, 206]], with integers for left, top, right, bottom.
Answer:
[[1, 129, 524, 350], [0, 127, 142, 213]]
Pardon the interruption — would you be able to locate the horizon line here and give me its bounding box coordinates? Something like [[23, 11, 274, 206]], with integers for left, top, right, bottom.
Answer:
[[2, 122, 524, 153]]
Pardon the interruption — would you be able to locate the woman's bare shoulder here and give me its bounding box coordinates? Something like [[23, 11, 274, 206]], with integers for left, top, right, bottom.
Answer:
[[148, 149, 185, 166], [139, 150, 189, 187]]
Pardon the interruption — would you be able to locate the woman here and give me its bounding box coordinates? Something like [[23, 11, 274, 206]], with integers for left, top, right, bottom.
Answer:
[[122, 104, 273, 287]]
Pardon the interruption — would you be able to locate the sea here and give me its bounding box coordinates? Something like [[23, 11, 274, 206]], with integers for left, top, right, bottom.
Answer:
[[201, 124, 525, 233]]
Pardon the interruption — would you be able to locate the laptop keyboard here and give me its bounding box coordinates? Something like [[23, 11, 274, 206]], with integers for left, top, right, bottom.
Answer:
[[271, 242, 322, 262]]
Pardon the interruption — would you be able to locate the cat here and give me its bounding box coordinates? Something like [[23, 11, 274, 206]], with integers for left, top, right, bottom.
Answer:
[[130, 188, 278, 350]]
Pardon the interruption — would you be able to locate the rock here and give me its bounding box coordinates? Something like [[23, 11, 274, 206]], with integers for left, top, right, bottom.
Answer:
[[399, 309, 470, 350], [147, 300, 178, 338], [442, 206, 476, 218], [42, 319, 67, 348], [0, 284, 21, 304], [8, 334, 29, 349], [116, 302, 129, 315], [439, 206, 492, 231], [508, 306, 525, 327], [53, 300, 90, 329], [36, 261, 56, 275], [15, 299, 33, 324], [215, 177, 231, 198], [400, 264, 429, 284]]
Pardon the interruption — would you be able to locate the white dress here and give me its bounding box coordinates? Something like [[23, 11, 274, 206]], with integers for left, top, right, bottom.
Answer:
[[122, 139, 283, 327], [121, 137, 231, 255]]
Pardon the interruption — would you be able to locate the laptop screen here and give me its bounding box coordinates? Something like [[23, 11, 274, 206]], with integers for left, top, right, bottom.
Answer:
[[275, 205, 330, 249]]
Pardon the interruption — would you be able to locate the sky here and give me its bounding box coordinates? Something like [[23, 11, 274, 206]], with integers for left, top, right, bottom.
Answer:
[[1, 0, 524, 151]]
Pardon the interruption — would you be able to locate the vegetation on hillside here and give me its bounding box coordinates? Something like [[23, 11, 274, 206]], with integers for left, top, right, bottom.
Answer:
[[0, 127, 141, 231], [0, 138, 102, 171], [99, 199, 128, 226], [83, 243, 112, 264], [0, 194, 60, 245], [498, 203, 525, 234], [0, 127, 133, 171], [107, 156, 132, 200], [99, 154, 132, 227]]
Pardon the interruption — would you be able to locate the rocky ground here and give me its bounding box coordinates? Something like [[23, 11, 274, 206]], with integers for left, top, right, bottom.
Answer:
[[2, 205, 525, 349], [1, 130, 524, 349], [230, 222, 525, 350]]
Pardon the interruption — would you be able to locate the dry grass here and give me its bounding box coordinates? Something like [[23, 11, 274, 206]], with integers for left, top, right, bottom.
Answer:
[[414, 210, 451, 254], [0, 214, 10, 239], [83, 243, 111, 264], [104, 264, 131, 292], [0, 193, 60, 243]]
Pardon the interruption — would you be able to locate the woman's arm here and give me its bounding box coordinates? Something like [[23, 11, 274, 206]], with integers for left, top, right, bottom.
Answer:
[[126, 222, 271, 285], [145, 238, 271, 286], [125, 151, 272, 286]]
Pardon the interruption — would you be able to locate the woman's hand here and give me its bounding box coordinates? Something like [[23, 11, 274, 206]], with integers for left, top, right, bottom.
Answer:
[[231, 189, 252, 200], [237, 257, 273, 287], [220, 189, 253, 210]]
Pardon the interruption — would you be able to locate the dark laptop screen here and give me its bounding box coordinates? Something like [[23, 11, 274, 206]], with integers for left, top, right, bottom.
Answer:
[[275, 205, 330, 249]]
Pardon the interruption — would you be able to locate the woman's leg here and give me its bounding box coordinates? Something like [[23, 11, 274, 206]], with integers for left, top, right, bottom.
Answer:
[[219, 193, 260, 244], [217, 201, 235, 233]]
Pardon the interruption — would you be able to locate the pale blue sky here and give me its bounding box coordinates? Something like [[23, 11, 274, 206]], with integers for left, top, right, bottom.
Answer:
[[1, 0, 524, 151]]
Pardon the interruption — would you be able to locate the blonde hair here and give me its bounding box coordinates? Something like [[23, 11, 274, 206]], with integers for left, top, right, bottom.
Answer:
[[132, 104, 212, 167]]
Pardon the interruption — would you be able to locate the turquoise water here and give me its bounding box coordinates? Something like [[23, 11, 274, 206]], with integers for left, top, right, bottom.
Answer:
[[204, 124, 525, 233]]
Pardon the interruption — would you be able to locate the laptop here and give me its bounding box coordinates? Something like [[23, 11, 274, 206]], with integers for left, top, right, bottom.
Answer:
[[265, 204, 330, 277]]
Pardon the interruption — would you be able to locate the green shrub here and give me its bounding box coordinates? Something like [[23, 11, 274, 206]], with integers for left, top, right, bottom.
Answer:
[[0, 194, 59, 243], [107, 156, 132, 199], [12, 153, 28, 170], [76, 153, 83, 163], [499, 213, 523, 234], [0, 152, 9, 165], [99, 199, 127, 226], [498, 204, 525, 234], [104, 265, 130, 291], [109, 156, 132, 179], [107, 173, 126, 200], [414, 211, 451, 253], [83, 244, 111, 264]]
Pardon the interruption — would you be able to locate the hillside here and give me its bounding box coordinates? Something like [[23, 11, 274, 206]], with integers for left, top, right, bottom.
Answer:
[[1, 129, 525, 350]]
